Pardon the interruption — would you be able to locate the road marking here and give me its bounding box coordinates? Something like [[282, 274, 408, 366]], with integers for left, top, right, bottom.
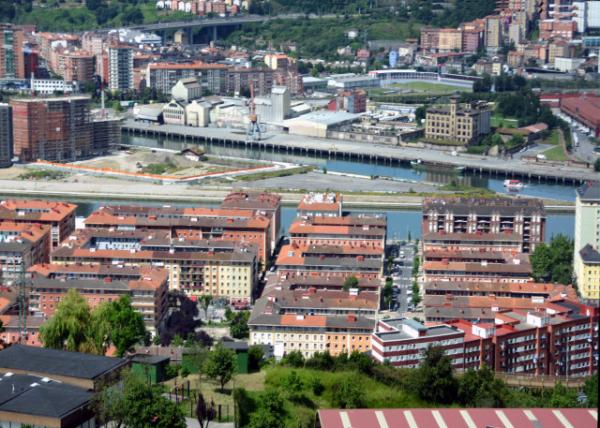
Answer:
[[404, 410, 418, 428], [589, 410, 597, 421], [524, 410, 537, 421], [340, 411, 352, 428], [432, 410, 447, 428], [375, 410, 389, 428], [496, 410, 514, 428], [460, 410, 477, 428], [552, 410, 574, 428]]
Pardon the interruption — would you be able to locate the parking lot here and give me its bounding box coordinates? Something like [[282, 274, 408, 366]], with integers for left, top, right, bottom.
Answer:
[[388, 242, 417, 314]]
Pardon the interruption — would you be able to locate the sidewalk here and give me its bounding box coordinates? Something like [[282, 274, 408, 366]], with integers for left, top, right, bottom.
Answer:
[[185, 417, 234, 428]]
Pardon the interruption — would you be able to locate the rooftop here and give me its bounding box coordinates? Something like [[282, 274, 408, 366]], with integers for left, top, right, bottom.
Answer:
[[580, 244, 600, 264], [317, 408, 598, 428], [0, 199, 77, 222], [220, 191, 281, 211], [0, 345, 126, 381], [374, 318, 462, 342], [423, 197, 545, 216], [0, 373, 92, 419]]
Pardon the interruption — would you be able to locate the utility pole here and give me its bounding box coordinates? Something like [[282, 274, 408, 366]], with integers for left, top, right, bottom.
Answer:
[[17, 265, 30, 344]]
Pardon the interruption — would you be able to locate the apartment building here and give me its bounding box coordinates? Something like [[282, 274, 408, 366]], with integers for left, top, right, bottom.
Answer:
[[0, 24, 25, 79], [108, 45, 133, 92], [249, 291, 376, 358], [10, 95, 93, 162], [574, 181, 600, 300], [373, 300, 598, 376], [146, 61, 228, 95], [84, 205, 272, 265], [225, 67, 274, 96], [576, 245, 600, 301], [422, 231, 524, 253], [276, 243, 384, 280], [50, 228, 258, 301], [371, 318, 467, 369], [58, 50, 95, 83], [0, 222, 51, 284], [422, 197, 546, 253], [425, 97, 492, 145], [263, 275, 383, 294], [289, 217, 387, 250], [220, 191, 282, 250], [0, 199, 77, 248], [28, 263, 168, 334], [0, 104, 12, 168]]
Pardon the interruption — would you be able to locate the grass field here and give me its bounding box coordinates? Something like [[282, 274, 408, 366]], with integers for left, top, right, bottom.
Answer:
[[542, 129, 560, 146], [542, 145, 568, 161], [393, 81, 471, 93], [491, 115, 519, 128]]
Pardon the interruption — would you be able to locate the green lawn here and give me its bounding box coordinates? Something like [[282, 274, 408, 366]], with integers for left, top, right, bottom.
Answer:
[[542, 145, 568, 161], [390, 81, 472, 94], [542, 129, 560, 146], [491, 115, 519, 128]]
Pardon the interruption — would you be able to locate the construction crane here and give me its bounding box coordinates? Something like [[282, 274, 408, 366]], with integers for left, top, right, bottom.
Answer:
[[246, 81, 262, 142]]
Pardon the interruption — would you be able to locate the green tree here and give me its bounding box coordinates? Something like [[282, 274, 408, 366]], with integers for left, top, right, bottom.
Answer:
[[248, 388, 286, 428], [413, 345, 458, 404], [199, 295, 212, 318], [332, 376, 364, 409], [230, 311, 250, 339], [204, 343, 236, 392], [343, 275, 359, 291], [584, 373, 598, 408], [94, 295, 146, 357], [549, 382, 579, 408], [458, 366, 507, 407], [95, 371, 186, 428], [531, 234, 573, 284], [283, 370, 304, 401], [248, 345, 264, 372], [415, 105, 427, 126], [40, 289, 92, 352], [280, 350, 305, 368]]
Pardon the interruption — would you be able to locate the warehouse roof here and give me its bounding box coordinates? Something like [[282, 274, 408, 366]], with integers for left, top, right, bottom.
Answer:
[[0, 345, 126, 381]]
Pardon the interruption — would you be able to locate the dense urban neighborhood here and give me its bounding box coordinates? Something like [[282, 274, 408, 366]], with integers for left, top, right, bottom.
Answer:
[[0, 0, 599, 426]]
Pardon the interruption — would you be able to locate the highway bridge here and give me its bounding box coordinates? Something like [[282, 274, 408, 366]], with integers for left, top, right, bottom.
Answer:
[[127, 14, 270, 33]]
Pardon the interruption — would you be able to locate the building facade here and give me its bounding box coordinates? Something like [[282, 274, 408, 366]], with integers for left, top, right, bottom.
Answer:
[[0, 24, 25, 79], [574, 181, 600, 299], [108, 46, 133, 92], [425, 97, 492, 145], [10, 96, 93, 162], [0, 222, 51, 284], [0, 103, 12, 168]]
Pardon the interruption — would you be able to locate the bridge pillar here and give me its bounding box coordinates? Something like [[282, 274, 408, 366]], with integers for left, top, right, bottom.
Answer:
[[187, 27, 193, 45], [212, 26, 217, 42]]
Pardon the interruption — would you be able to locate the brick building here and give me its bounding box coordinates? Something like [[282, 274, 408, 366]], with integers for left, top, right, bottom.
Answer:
[[29, 263, 168, 334], [0, 24, 25, 79], [10, 95, 93, 162]]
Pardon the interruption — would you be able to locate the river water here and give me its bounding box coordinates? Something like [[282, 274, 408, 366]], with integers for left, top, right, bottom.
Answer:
[[124, 134, 582, 203]]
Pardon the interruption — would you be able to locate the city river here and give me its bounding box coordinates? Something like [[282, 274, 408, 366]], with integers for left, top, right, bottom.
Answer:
[[124, 134, 582, 203]]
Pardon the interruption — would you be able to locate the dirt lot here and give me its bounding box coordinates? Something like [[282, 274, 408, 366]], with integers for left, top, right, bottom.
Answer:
[[74, 148, 266, 177]]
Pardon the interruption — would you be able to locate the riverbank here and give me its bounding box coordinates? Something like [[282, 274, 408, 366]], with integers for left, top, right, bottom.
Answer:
[[0, 177, 575, 211]]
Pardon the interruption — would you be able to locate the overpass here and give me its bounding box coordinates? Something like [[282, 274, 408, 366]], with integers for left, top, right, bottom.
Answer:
[[127, 14, 270, 33]]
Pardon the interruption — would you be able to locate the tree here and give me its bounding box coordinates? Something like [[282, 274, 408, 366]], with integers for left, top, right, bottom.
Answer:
[[594, 158, 600, 172], [248, 345, 264, 372], [343, 275, 359, 291], [584, 373, 598, 408], [199, 295, 212, 319], [332, 376, 364, 409], [248, 388, 286, 428], [413, 345, 458, 404], [415, 105, 427, 126], [549, 382, 579, 408], [94, 295, 146, 357], [204, 343, 236, 392], [283, 370, 304, 401], [40, 289, 92, 352], [196, 392, 216, 428], [530, 235, 573, 284], [280, 350, 305, 368], [95, 371, 186, 428], [458, 366, 507, 407], [230, 311, 250, 339], [383, 277, 394, 310]]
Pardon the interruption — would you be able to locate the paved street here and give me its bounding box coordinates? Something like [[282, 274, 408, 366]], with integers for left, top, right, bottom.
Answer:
[[388, 242, 416, 314]]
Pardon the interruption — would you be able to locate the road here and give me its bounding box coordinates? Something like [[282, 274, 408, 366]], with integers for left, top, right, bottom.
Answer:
[[388, 242, 416, 314], [123, 120, 599, 182]]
